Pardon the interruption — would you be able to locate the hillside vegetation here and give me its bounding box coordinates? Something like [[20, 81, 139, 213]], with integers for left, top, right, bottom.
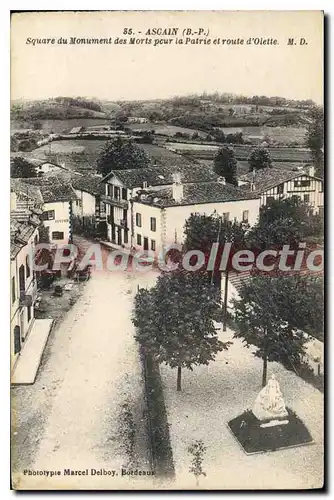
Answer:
[[11, 97, 117, 121]]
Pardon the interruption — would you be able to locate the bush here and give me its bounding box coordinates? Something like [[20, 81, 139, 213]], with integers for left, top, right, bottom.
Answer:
[[140, 347, 175, 478]]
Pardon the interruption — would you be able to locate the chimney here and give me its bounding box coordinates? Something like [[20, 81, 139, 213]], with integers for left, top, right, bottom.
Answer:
[[250, 168, 256, 191], [307, 165, 315, 177], [172, 172, 183, 202], [218, 176, 226, 185], [11, 191, 17, 211]]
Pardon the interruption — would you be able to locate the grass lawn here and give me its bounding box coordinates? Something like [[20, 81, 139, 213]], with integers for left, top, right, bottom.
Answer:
[[159, 326, 323, 490]]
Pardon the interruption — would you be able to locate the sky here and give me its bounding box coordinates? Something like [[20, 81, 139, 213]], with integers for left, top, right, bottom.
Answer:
[[11, 11, 323, 103]]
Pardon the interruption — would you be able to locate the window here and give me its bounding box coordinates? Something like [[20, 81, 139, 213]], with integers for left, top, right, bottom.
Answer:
[[114, 186, 120, 200], [267, 196, 275, 203], [319, 207, 324, 217], [151, 239, 156, 251], [136, 213, 142, 227], [42, 210, 55, 220], [223, 212, 230, 222], [319, 182, 323, 193], [242, 210, 249, 223], [122, 209, 128, 226], [150, 217, 156, 232], [12, 277, 16, 304], [19, 264, 25, 292], [294, 179, 311, 188], [107, 184, 113, 197], [27, 305, 31, 323], [26, 255, 31, 279], [143, 181, 148, 189], [137, 234, 142, 246], [14, 326, 21, 355], [124, 230, 128, 244], [122, 188, 127, 200], [52, 231, 64, 240], [304, 194, 310, 203], [277, 183, 284, 194]]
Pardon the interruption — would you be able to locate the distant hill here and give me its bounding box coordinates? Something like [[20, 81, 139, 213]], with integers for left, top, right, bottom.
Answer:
[[264, 113, 312, 127], [11, 97, 121, 121]]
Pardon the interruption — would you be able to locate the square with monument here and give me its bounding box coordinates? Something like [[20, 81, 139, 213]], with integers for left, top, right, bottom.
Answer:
[[228, 374, 313, 454]]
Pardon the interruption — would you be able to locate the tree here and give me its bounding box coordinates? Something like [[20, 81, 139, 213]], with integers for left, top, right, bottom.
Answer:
[[246, 197, 320, 250], [213, 147, 237, 185], [11, 157, 37, 178], [133, 272, 230, 391], [96, 137, 150, 176], [188, 440, 207, 487], [232, 275, 310, 387], [10, 136, 19, 152], [306, 106, 324, 177], [18, 138, 38, 152], [184, 214, 247, 330], [248, 147, 272, 172]]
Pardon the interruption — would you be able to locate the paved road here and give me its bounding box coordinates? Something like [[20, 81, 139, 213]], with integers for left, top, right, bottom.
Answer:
[[12, 238, 159, 490]]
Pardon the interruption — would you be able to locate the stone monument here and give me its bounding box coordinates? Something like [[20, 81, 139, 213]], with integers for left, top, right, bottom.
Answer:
[[252, 374, 289, 423]]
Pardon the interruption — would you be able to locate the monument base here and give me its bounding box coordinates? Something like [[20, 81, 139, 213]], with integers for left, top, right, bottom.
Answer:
[[228, 408, 313, 455]]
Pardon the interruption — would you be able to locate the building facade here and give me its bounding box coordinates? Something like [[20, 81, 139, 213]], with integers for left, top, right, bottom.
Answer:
[[11, 212, 40, 369], [101, 163, 220, 247], [131, 181, 260, 251], [239, 166, 324, 213]]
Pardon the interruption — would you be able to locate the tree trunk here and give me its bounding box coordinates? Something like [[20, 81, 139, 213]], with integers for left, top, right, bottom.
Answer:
[[262, 329, 268, 387], [223, 269, 229, 332], [262, 354, 268, 388], [177, 366, 182, 391]]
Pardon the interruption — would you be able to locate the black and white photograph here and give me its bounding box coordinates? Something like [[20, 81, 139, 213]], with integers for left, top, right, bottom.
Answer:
[[10, 10, 324, 490]]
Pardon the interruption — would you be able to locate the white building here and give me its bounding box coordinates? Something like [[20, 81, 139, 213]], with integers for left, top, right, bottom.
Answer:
[[10, 209, 41, 369], [127, 117, 149, 124], [101, 163, 220, 247], [132, 176, 260, 251], [71, 173, 106, 221], [238, 165, 323, 214], [19, 177, 78, 246]]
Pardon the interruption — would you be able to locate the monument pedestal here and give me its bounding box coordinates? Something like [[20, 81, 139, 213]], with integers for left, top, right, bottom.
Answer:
[[227, 375, 313, 454], [228, 408, 313, 454]]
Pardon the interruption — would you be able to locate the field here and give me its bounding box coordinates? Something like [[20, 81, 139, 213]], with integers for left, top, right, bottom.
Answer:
[[125, 122, 208, 138], [32, 139, 108, 156], [11, 118, 113, 134], [26, 139, 193, 172], [166, 142, 312, 163], [219, 126, 307, 145]]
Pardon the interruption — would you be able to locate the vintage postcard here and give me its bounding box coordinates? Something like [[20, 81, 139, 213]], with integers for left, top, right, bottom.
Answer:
[[10, 10, 324, 490]]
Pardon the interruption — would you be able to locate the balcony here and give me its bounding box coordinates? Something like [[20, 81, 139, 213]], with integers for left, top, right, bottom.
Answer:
[[19, 282, 38, 307], [101, 194, 128, 209]]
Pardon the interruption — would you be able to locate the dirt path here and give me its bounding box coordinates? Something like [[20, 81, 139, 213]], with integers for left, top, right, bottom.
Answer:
[[12, 251, 159, 489]]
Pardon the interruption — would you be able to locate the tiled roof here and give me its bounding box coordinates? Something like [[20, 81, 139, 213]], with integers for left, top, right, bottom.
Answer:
[[70, 173, 105, 196], [44, 170, 104, 196], [10, 211, 39, 260], [11, 179, 44, 206], [18, 176, 78, 203], [135, 181, 259, 208], [104, 163, 218, 188], [239, 167, 318, 194], [237, 161, 307, 178]]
